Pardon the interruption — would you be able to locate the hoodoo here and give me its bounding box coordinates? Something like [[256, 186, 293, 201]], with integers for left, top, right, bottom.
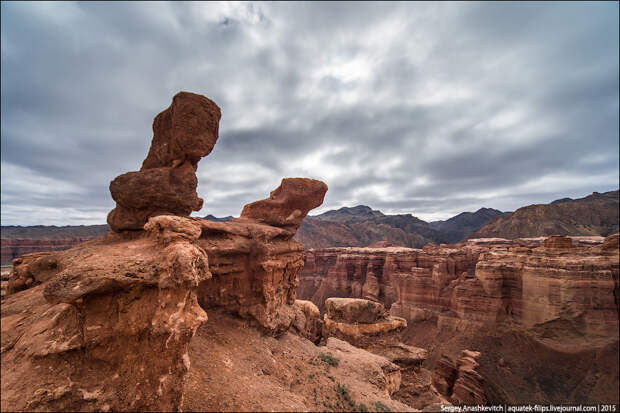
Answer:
[[107, 92, 221, 232], [2, 93, 327, 412]]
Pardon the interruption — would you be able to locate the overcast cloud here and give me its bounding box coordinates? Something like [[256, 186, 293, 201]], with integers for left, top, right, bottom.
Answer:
[[1, 1, 618, 225]]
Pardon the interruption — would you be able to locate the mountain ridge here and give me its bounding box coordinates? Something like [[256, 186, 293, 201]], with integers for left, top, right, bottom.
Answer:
[[470, 190, 619, 239]]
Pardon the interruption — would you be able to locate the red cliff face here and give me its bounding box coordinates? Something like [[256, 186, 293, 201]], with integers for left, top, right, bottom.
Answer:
[[298, 235, 619, 344], [298, 244, 482, 316]]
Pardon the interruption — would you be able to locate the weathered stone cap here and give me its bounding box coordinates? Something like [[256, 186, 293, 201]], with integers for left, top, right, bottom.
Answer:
[[240, 177, 328, 230]]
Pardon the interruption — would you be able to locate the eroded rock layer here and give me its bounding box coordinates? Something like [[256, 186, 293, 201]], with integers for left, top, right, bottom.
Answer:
[[322, 298, 407, 346], [1, 218, 210, 411], [298, 235, 619, 344]]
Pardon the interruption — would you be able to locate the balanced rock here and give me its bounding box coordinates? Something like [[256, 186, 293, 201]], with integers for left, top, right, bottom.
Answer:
[[107, 91, 221, 232], [240, 177, 328, 231]]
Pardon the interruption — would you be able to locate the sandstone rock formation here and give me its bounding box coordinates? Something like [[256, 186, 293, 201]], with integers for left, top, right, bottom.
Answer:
[[195, 178, 326, 336], [107, 92, 221, 232], [2, 92, 328, 412], [326, 337, 402, 397], [321, 298, 407, 352], [298, 234, 619, 405], [432, 350, 486, 405], [241, 178, 328, 233], [299, 235, 619, 344], [291, 299, 323, 343], [6, 251, 59, 294], [1, 217, 210, 411]]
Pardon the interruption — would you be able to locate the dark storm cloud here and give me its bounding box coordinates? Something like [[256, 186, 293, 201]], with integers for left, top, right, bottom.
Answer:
[[1, 1, 618, 225]]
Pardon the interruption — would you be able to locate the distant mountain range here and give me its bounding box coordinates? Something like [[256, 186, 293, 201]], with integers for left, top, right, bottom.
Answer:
[[2, 189, 618, 264], [293, 205, 506, 249], [469, 190, 619, 239]]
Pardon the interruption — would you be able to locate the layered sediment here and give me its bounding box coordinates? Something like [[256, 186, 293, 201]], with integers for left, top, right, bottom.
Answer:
[[298, 235, 619, 344]]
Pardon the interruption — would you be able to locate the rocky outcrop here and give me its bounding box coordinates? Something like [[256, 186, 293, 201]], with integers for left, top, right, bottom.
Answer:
[[291, 300, 323, 343], [471, 190, 619, 239], [6, 251, 59, 294], [322, 298, 407, 347], [432, 350, 486, 405], [195, 178, 326, 336], [298, 244, 482, 318], [542, 234, 574, 248], [1, 218, 210, 411], [2, 92, 327, 412], [107, 92, 221, 232], [325, 297, 391, 323], [474, 233, 619, 342]]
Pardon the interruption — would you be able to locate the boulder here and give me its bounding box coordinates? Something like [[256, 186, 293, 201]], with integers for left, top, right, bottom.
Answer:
[[325, 297, 390, 324], [291, 299, 323, 343]]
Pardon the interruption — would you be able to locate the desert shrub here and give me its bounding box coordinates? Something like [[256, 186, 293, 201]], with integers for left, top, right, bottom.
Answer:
[[372, 401, 391, 412], [319, 352, 340, 367]]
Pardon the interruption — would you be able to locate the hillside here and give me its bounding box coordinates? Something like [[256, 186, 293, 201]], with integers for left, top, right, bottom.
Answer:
[[429, 208, 507, 244], [470, 190, 619, 239], [294, 205, 504, 249]]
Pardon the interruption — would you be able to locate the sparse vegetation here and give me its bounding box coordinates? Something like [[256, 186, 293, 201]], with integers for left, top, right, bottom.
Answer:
[[319, 352, 340, 367], [372, 401, 391, 412]]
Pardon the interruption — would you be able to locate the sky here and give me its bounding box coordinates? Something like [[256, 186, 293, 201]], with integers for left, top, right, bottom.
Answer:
[[1, 1, 618, 226]]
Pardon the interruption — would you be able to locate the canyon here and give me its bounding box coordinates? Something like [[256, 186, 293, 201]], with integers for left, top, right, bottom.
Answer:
[[0, 225, 109, 265], [298, 234, 620, 404], [1, 91, 618, 411]]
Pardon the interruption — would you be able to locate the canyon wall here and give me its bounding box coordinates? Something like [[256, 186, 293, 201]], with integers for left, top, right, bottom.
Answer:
[[1, 226, 110, 265], [298, 235, 619, 344]]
